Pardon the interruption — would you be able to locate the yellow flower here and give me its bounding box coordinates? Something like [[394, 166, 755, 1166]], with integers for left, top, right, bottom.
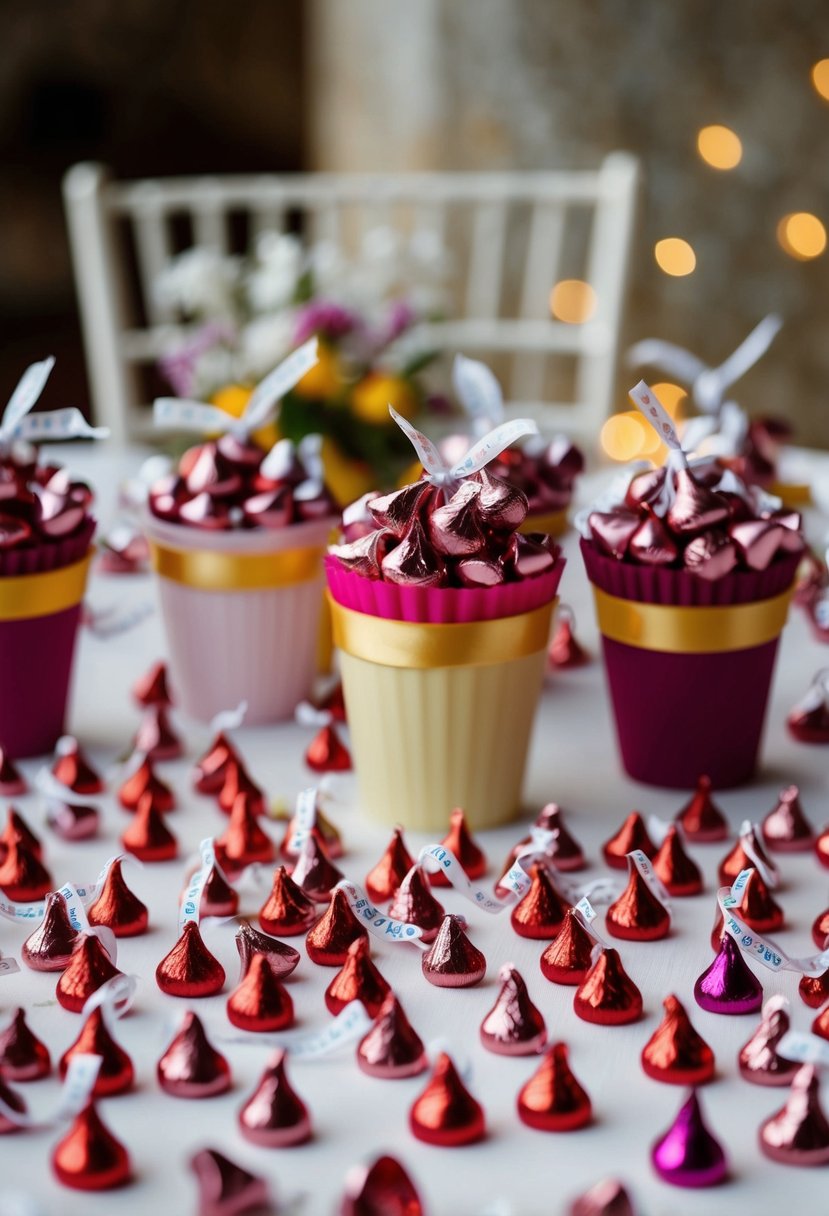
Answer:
[[210, 383, 278, 450], [320, 436, 376, 507], [292, 344, 344, 400], [397, 460, 423, 488], [351, 373, 419, 426]]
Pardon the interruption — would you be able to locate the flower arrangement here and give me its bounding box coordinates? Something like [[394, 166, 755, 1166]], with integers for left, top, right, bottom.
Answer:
[[153, 229, 451, 504]]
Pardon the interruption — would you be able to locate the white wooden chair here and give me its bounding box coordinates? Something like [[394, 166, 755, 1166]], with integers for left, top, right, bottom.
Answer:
[[62, 156, 639, 445]]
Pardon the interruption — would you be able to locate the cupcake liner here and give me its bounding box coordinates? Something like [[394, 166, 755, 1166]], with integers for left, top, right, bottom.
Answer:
[[0, 605, 84, 758], [0, 518, 96, 578], [325, 557, 564, 624]]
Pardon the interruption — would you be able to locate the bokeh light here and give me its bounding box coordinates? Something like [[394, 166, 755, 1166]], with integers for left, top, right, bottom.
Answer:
[[549, 279, 597, 323], [654, 238, 696, 276], [777, 212, 827, 260], [696, 125, 742, 170], [811, 59, 829, 101], [600, 412, 648, 462]]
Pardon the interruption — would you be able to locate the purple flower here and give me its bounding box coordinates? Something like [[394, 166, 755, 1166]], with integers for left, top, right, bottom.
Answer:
[[293, 300, 359, 345], [159, 320, 235, 396]]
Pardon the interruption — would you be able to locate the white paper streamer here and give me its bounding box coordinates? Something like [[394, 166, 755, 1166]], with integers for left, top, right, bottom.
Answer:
[[417, 844, 505, 914], [0, 1053, 102, 1129], [719, 870, 829, 975], [777, 1031, 829, 1068], [452, 354, 505, 435], [0, 358, 108, 445], [626, 848, 672, 911], [179, 838, 217, 929], [81, 973, 137, 1024], [389, 407, 538, 490], [736, 819, 780, 889], [209, 701, 248, 733], [336, 880, 424, 944], [215, 999, 373, 1057], [283, 788, 319, 856], [0, 957, 20, 977]]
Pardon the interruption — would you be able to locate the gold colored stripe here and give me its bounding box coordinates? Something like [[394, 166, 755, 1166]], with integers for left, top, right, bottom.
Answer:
[[149, 541, 325, 591], [520, 508, 568, 538], [0, 553, 92, 621]]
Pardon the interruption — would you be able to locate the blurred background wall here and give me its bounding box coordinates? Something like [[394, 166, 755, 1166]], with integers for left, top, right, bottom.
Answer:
[[2, 0, 828, 445]]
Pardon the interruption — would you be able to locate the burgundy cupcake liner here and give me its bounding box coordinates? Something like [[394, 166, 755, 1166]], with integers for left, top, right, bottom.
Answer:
[[0, 604, 85, 758], [0, 518, 96, 578]]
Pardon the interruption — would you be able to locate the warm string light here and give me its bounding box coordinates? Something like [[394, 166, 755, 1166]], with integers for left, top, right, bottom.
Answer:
[[654, 238, 696, 277], [697, 125, 742, 170], [811, 59, 829, 101], [600, 383, 687, 463], [777, 212, 827, 260], [549, 279, 596, 324]]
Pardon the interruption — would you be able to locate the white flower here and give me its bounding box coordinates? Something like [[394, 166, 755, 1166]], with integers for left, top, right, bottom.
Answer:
[[190, 346, 238, 397], [307, 240, 349, 297], [236, 313, 297, 380], [246, 233, 304, 314], [154, 248, 240, 320]]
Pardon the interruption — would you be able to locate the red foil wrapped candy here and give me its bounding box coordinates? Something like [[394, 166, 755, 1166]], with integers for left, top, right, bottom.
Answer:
[[0, 748, 26, 796], [118, 755, 175, 813], [548, 606, 590, 669], [338, 1154, 424, 1216], [510, 863, 568, 940], [88, 859, 149, 937], [365, 827, 414, 903], [132, 659, 172, 707], [675, 775, 729, 842], [305, 722, 351, 773], [652, 826, 703, 897], [120, 792, 178, 862], [325, 938, 390, 1017], [193, 731, 240, 795], [51, 1100, 132, 1191], [641, 995, 715, 1085], [421, 914, 486, 988], [430, 808, 486, 886], [409, 1052, 485, 1147], [51, 736, 103, 794], [157, 1011, 232, 1098], [574, 948, 643, 1025], [605, 859, 670, 941], [60, 1008, 134, 1097], [132, 704, 182, 761], [480, 964, 546, 1055], [56, 934, 123, 1013], [601, 812, 656, 870], [216, 792, 275, 871], [156, 921, 226, 998], [290, 831, 344, 903], [258, 866, 318, 936], [306, 887, 368, 966], [238, 1049, 312, 1147], [517, 1041, 592, 1132], [388, 864, 445, 943], [0, 1008, 51, 1080], [540, 908, 596, 985], [0, 838, 52, 900], [357, 993, 427, 1080], [227, 953, 294, 1032]]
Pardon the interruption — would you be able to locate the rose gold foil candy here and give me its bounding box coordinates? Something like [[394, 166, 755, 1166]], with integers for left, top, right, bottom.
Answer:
[[190, 1148, 270, 1216], [652, 826, 703, 897], [517, 1042, 592, 1132], [601, 812, 656, 870], [388, 865, 445, 943], [428, 481, 484, 557], [665, 468, 729, 537], [567, 1178, 636, 1216], [519, 804, 586, 873], [235, 920, 300, 980], [46, 799, 99, 841], [60, 1007, 134, 1097], [505, 532, 556, 577], [215, 792, 275, 871], [368, 481, 434, 537], [357, 992, 427, 1080], [227, 953, 294, 1032], [738, 996, 799, 1085], [0, 1075, 26, 1134], [477, 468, 528, 532], [0, 747, 26, 796], [480, 964, 546, 1055], [118, 755, 175, 813], [57, 934, 124, 1013], [730, 518, 786, 571], [683, 530, 737, 580], [21, 890, 80, 970], [157, 1011, 232, 1098], [382, 519, 447, 587], [51, 736, 103, 794], [325, 938, 391, 1017], [574, 947, 643, 1025], [587, 509, 641, 560], [628, 510, 679, 566], [156, 921, 226, 998], [132, 660, 172, 707], [238, 1049, 312, 1147], [762, 784, 815, 852], [338, 1154, 424, 1216], [291, 831, 344, 903], [409, 1052, 485, 1146], [186, 861, 238, 919], [306, 887, 368, 966], [88, 859, 149, 937], [510, 863, 568, 940], [51, 1100, 132, 1191], [305, 723, 352, 773], [0, 1008, 51, 1080], [759, 1064, 829, 1165], [0, 838, 52, 900], [430, 808, 486, 886], [455, 556, 504, 587], [729, 867, 783, 933], [131, 705, 182, 762], [421, 914, 486, 989], [540, 909, 596, 985], [606, 861, 670, 942], [676, 775, 729, 842], [330, 529, 394, 579], [641, 995, 715, 1085], [365, 828, 414, 903], [258, 866, 318, 936], [120, 792, 178, 862]]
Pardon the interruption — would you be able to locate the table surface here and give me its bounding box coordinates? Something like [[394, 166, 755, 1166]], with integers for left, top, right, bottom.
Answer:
[[2, 444, 829, 1216]]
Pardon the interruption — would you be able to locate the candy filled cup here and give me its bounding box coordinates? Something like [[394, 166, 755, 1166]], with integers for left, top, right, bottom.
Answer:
[[145, 514, 336, 724]]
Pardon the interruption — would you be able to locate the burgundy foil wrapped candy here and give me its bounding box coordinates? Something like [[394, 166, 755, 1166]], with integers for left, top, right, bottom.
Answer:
[[236, 920, 300, 981], [357, 993, 427, 1080], [238, 1049, 312, 1147], [787, 670, 829, 744], [0, 1007, 51, 1081], [480, 964, 546, 1055], [190, 1149, 270, 1216], [759, 1064, 829, 1165], [761, 784, 815, 852], [738, 996, 800, 1086], [157, 1011, 232, 1098]]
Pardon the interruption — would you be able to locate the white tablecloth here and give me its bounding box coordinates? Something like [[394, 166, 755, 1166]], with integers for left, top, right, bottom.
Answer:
[[2, 444, 829, 1216]]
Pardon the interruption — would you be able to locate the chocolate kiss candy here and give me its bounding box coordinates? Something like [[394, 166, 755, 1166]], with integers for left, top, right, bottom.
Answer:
[[625, 466, 666, 509], [156, 921, 226, 998], [430, 807, 486, 886], [120, 792, 178, 862], [132, 659, 172, 707], [476, 469, 528, 532], [190, 1148, 270, 1216], [388, 864, 445, 942], [330, 529, 394, 579], [118, 755, 175, 813], [693, 932, 763, 1015], [21, 890, 79, 970], [567, 1179, 635, 1216], [60, 1008, 134, 1096], [676, 775, 728, 842], [281, 802, 343, 861], [762, 784, 815, 852], [813, 1005, 829, 1041], [88, 859, 149, 937], [530, 804, 585, 872], [732, 867, 783, 933], [455, 556, 504, 587], [548, 611, 590, 669], [338, 1154, 424, 1216], [183, 443, 243, 498], [738, 997, 800, 1085], [587, 509, 640, 560], [0, 1075, 26, 1133], [216, 792, 275, 870], [684, 530, 738, 580], [243, 485, 293, 529], [325, 937, 391, 1016], [652, 826, 702, 897], [730, 518, 785, 571], [0, 807, 41, 858], [601, 812, 656, 870], [574, 947, 643, 1025], [365, 827, 414, 903], [651, 1089, 727, 1187], [238, 1049, 312, 1147], [57, 934, 123, 1013], [368, 481, 434, 537], [314, 678, 346, 723], [235, 921, 300, 980], [218, 761, 265, 816], [306, 887, 368, 966], [606, 861, 670, 942], [510, 863, 568, 940], [258, 866, 318, 936], [718, 823, 774, 886], [51, 736, 103, 794], [157, 1011, 231, 1098], [409, 1052, 485, 1147], [540, 909, 596, 985], [188, 862, 239, 919], [812, 905, 829, 949], [51, 1100, 132, 1191], [666, 468, 730, 537], [421, 914, 486, 989], [480, 964, 546, 1056], [0, 838, 52, 900], [357, 992, 427, 1080], [799, 968, 829, 1009], [0, 747, 26, 795], [132, 704, 183, 761], [817, 828, 829, 872], [517, 1041, 592, 1132], [291, 832, 344, 903], [759, 1064, 829, 1165], [381, 519, 447, 588], [188, 1153, 271, 1216], [305, 722, 352, 773], [428, 481, 485, 557], [227, 953, 294, 1032], [0, 1008, 51, 1080], [641, 995, 715, 1085], [628, 509, 679, 566], [505, 532, 556, 578], [46, 799, 99, 841], [789, 691, 829, 744], [35, 488, 86, 538], [193, 731, 239, 794]]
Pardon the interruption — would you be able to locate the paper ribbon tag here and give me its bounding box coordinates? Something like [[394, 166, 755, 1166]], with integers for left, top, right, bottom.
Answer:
[[417, 844, 505, 914], [736, 819, 779, 889], [58, 881, 117, 964], [295, 702, 331, 729], [180, 838, 217, 929], [389, 407, 538, 490], [494, 831, 617, 908], [336, 880, 424, 944], [0, 957, 20, 977], [777, 1031, 829, 1069], [0, 893, 44, 923], [628, 381, 685, 456], [153, 337, 318, 437], [626, 848, 672, 910], [209, 701, 248, 734], [719, 871, 829, 975], [216, 999, 373, 1058], [81, 973, 137, 1024], [452, 354, 505, 436], [0, 1053, 102, 1129], [284, 787, 319, 856], [0, 358, 108, 446]]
